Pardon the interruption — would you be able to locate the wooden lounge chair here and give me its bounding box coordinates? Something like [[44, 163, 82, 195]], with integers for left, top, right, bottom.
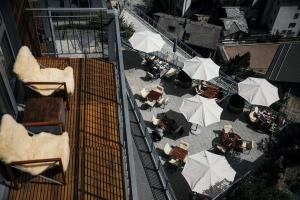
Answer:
[[0, 114, 70, 188], [13, 46, 74, 110]]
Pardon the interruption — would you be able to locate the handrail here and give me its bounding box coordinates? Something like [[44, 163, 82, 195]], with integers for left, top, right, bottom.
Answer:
[[124, 6, 198, 59], [125, 78, 178, 200], [112, 11, 139, 200]]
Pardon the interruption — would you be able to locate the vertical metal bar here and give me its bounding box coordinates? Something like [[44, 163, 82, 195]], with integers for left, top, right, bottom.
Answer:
[[71, 17, 77, 54], [78, 17, 84, 53], [100, 12, 104, 58], [86, 18, 90, 54], [48, 10, 57, 56], [63, 17, 70, 54], [56, 18, 64, 54], [93, 19, 97, 54]]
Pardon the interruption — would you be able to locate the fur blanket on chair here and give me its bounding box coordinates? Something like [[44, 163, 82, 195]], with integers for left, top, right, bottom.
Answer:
[[0, 114, 70, 176], [13, 46, 75, 96]]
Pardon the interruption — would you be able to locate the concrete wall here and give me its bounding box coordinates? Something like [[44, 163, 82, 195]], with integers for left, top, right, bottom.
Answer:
[[271, 6, 300, 37]]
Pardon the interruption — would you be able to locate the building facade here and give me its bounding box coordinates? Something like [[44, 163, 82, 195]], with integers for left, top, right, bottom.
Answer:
[[261, 0, 300, 37]]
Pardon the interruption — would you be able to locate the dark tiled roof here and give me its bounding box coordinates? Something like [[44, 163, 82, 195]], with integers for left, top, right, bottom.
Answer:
[[184, 21, 222, 50], [266, 42, 300, 83], [222, 17, 249, 36], [154, 13, 222, 50]]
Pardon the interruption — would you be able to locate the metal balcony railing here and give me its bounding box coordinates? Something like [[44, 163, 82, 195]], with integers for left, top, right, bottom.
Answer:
[[125, 79, 177, 200], [26, 7, 138, 200]]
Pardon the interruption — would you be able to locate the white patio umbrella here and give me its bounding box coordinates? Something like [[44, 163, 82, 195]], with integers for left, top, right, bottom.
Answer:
[[129, 31, 165, 53], [238, 77, 279, 106], [183, 57, 220, 81], [179, 95, 223, 127], [182, 151, 236, 195]]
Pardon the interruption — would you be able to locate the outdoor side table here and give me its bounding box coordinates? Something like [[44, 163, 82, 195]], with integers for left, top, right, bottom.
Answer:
[[170, 147, 188, 161], [21, 97, 66, 135], [147, 90, 162, 101]]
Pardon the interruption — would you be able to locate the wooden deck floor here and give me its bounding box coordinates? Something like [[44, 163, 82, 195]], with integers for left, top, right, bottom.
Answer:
[[8, 57, 124, 200]]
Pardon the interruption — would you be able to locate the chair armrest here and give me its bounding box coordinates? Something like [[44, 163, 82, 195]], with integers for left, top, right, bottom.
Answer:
[[8, 157, 66, 185], [24, 82, 69, 110], [22, 121, 65, 131]]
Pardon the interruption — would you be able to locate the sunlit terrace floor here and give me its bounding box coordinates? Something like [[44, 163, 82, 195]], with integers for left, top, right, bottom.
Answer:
[[124, 50, 270, 199], [7, 57, 124, 200]]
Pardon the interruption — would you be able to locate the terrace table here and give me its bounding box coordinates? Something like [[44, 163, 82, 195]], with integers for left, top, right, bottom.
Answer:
[[147, 90, 162, 101], [169, 146, 188, 161], [222, 131, 241, 150]]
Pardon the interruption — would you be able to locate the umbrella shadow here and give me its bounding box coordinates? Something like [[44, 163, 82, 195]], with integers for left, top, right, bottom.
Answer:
[[162, 162, 192, 199], [220, 106, 243, 122], [157, 110, 192, 139], [122, 50, 144, 70], [159, 79, 194, 97]]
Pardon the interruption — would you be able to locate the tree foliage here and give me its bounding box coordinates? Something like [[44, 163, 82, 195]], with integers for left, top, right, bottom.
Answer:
[[226, 52, 253, 77]]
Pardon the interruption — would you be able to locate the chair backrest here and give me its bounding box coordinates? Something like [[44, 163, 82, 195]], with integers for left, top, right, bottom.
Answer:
[[163, 97, 169, 105], [156, 85, 164, 93], [163, 143, 172, 155], [179, 140, 189, 150], [224, 124, 233, 133], [13, 46, 41, 82], [152, 115, 160, 126]]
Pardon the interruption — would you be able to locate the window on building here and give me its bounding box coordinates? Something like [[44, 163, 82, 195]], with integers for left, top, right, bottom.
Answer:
[[288, 23, 296, 28], [294, 13, 299, 19], [287, 30, 293, 35], [168, 26, 176, 32]]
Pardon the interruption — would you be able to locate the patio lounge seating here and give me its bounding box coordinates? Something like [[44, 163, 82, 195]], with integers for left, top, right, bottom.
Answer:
[[13, 46, 74, 109], [163, 143, 172, 155], [179, 140, 190, 150], [0, 114, 70, 188]]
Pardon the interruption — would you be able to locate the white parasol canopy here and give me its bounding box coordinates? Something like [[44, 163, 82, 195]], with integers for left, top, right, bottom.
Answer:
[[183, 57, 220, 81], [238, 77, 279, 106], [182, 151, 236, 195], [129, 31, 165, 53], [179, 95, 223, 127]]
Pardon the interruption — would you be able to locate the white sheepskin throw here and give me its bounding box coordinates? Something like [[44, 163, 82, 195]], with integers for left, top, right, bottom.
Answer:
[[0, 114, 70, 176], [13, 46, 75, 96]]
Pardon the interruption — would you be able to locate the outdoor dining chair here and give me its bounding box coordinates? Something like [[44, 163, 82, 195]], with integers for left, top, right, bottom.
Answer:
[[140, 88, 149, 99], [157, 97, 169, 108], [152, 115, 160, 126], [169, 159, 180, 166], [223, 124, 233, 134], [163, 143, 172, 155], [0, 114, 70, 188], [156, 85, 164, 93], [179, 140, 190, 150], [145, 100, 156, 111], [239, 140, 255, 154]]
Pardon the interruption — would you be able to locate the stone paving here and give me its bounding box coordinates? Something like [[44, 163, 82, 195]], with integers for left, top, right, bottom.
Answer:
[[123, 50, 270, 199]]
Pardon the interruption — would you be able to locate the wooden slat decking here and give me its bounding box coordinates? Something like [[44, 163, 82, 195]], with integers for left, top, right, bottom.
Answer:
[[8, 57, 124, 200]]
